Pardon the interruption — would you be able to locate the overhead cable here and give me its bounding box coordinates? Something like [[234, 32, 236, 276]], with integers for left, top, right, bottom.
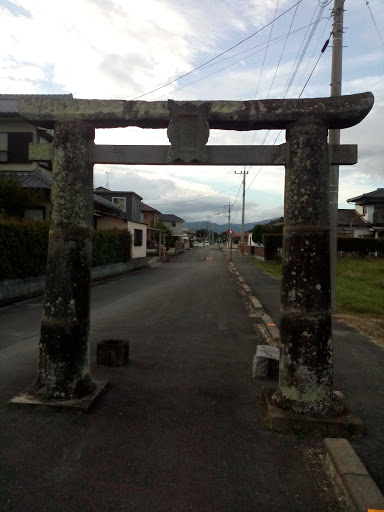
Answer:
[[125, 0, 304, 101], [364, 0, 384, 47]]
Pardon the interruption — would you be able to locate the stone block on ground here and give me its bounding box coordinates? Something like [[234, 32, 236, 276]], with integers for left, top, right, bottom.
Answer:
[[252, 345, 280, 379], [97, 339, 129, 366]]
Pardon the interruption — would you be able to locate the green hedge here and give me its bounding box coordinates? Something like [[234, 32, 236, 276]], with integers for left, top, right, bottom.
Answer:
[[0, 219, 133, 280], [0, 218, 50, 279], [337, 237, 384, 255], [262, 234, 384, 260], [92, 229, 132, 266]]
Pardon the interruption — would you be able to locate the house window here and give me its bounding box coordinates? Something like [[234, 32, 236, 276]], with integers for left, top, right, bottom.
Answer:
[[0, 132, 33, 163], [172, 221, 176, 227], [134, 229, 143, 246], [112, 197, 126, 212], [24, 208, 44, 220], [0, 133, 7, 162], [363, 206, 367, 215]]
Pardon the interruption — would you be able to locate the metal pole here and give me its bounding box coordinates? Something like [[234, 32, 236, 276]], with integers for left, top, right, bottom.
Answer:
[[329, 0, 344, 311], [235, 170, 248, 245]]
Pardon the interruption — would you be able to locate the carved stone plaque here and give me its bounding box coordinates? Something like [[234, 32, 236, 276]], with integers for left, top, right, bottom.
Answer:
[[167, 100, 210, 163]]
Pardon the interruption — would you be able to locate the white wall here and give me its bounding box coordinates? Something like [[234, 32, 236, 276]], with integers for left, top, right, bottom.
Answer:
[[355, 204, 374, 223], [127, 220, 147, 258]]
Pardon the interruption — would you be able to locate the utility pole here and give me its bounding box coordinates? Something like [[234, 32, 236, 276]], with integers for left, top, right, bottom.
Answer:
[[235, 169, 248, 249], [225, 202, 231, 232], [329, 0, 344, 310], [225, 202, 232, 261]]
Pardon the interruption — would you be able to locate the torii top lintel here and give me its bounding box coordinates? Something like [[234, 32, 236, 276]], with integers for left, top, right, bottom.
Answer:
[[18, 92, 374, 131]]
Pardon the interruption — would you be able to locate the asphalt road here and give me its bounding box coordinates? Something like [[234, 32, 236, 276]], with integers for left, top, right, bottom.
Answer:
[[0, 247, 345, 511]]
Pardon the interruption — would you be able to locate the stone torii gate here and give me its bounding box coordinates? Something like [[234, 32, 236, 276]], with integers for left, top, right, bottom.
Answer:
[[12, 93, 373, 422]]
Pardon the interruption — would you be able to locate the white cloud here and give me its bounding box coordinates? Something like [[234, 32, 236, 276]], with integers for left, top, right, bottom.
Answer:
[[1, 0, 383, 223]]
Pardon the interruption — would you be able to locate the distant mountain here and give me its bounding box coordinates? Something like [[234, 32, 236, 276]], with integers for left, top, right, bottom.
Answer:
[[184, 218, 278, 233]]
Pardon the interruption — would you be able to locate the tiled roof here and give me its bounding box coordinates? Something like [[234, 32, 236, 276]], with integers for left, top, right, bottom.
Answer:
[[0, 94, 73, 115], [141, 202, 161, 214], [159, 213, 185, 222], [337, 209, 369, 226], [94, 186, 143, 200], [93, 194, 121, 211], [0, 170, 52, 189], [0, 170, 121, 212], [0, 98, 18, 114], [347, 188, 384, 205]]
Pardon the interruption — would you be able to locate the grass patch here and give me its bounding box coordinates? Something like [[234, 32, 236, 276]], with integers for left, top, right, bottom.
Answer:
[[336, 257, 383, 316], [336, 257, 384, 346], [252, 256, 384, 346], [252, 259, 282, 278]]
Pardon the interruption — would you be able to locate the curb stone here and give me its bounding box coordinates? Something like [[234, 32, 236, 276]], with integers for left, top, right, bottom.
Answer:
[[324, 438, 384, 512], [227, 259, 280, 346]]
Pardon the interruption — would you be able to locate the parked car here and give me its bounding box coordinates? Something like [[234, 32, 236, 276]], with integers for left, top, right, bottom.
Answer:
[[204, 241, 210, 246]]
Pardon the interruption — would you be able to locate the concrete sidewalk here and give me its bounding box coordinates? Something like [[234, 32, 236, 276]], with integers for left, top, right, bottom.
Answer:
[[224, 247, 384, 501]]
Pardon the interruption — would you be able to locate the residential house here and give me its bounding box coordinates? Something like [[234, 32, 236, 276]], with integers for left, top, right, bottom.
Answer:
[[0, 94, 123, 226], [347, 188, 384, 238], [94, 187, 147, 258], [141, 202, 161, 248], [159, 214, 184, 237], [0, 169, 123, 226], [337, 209, 371, 238]]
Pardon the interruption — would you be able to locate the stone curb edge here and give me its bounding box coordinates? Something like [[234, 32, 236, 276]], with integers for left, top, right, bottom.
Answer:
[[324, 438, 384, 512], [227, 257, 281, 348]]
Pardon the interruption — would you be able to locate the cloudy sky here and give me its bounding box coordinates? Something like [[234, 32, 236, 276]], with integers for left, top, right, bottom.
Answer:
[[1, 0, 383, 225]]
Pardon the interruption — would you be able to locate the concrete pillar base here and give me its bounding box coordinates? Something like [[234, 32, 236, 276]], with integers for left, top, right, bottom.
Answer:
[[262, 387, 363, 439], [9, 380, 109, 412], [272, 386, 344, 418]]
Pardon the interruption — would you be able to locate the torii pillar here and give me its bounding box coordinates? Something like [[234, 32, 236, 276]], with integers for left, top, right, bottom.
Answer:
[[273, 119, 340, 416], [35, 120, 96, 400]]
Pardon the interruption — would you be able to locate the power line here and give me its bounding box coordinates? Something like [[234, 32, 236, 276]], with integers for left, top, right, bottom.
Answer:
[[298, 35, 330, 97], [245, 23, 333, 192], [364, 0, 384, 47], [252, 0, 280, 102], [152, 20, 328, 102], [292, 12, 331, 96], [266, 1, 300, 100], [245, 3, 332, 192], [125, 0, 304, 101], [281, 0, 326, 99]]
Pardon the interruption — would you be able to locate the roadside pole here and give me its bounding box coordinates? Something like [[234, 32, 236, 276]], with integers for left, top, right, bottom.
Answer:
[[235, 169, 248, 255], [330, 0, 344, 310]]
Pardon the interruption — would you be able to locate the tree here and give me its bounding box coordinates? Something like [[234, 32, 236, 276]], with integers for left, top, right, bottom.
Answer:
[[196, 229, 206, 238], [252, 219, 284, 244], [252, 224, 264, 244], [154, 220, 174, 248]]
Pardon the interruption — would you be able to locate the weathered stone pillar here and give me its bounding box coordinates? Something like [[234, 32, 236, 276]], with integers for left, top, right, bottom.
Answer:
[[272, 119, 342, 417], [32, 120, 95, 400]]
